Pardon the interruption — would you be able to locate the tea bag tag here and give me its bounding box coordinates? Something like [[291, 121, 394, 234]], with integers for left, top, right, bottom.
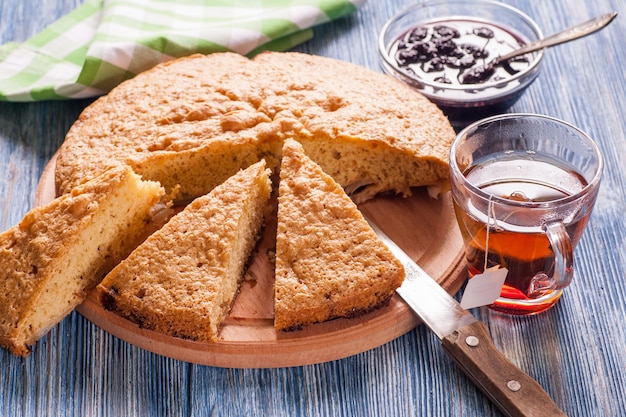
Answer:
[[460, 266, 508, 309]]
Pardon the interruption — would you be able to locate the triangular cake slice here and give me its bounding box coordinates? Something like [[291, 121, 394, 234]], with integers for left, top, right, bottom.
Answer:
[[274, 139, 405, 331], [0, 166, 165, 356], [97, 160, 272, 341]]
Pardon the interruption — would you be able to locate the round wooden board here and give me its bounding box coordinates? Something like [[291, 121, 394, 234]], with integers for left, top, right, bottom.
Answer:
[[36, 155, 467, 368]]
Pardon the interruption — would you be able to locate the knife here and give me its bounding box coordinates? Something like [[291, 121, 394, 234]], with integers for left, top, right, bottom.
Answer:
[[365, 217, 567, 417]]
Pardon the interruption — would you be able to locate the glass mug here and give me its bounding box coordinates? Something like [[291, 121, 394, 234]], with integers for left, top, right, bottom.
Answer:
[[449, 113, 603, 315]]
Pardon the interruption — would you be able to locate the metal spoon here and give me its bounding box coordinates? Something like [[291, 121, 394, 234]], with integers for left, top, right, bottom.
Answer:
[[495, 11, 617, 64], [460, 12, 617, 84]]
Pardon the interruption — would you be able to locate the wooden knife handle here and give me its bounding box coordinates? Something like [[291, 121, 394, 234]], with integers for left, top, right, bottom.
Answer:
[[441, 321, 567, 417]]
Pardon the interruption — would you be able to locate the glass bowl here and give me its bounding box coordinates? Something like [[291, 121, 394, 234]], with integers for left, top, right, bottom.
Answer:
[[378, 0, 544, 112]]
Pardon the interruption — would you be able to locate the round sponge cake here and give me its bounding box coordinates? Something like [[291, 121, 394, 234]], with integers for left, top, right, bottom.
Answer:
[[55, 52, 455, 204]]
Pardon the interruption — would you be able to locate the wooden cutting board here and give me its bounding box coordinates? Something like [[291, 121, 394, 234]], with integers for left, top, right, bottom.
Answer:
[[36, 155, 467, 368]]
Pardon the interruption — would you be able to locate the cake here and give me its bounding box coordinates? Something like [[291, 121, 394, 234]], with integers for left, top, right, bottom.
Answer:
[[0, 166, 164, 356], [97, 160, 272, 341], [274, 139, 405, 331], [2, 51, 454, 352], [55, 52, 455, 204]]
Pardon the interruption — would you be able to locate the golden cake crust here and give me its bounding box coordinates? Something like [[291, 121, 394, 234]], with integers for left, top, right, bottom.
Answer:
[[274, 139, 405, 331], [55, 52, 454, 204], [0, 166, 164, 356], [97, 160, 272, 341]]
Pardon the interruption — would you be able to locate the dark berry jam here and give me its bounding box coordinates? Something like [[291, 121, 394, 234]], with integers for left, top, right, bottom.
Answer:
[[390, 19, 531, 86]]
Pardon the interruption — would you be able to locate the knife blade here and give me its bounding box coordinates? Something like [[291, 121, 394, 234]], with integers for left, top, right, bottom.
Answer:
[[366, 217, 567, 417]]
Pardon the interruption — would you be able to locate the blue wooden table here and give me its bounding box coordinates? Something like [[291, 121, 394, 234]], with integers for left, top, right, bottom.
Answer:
[[1, 0, 625, 415]]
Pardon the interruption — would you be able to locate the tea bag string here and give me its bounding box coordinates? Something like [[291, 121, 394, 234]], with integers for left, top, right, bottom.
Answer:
[[484, 194, 500, 271]]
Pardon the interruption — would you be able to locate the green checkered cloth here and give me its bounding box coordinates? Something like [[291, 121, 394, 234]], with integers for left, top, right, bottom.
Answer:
[[0, 0, 364, 101]]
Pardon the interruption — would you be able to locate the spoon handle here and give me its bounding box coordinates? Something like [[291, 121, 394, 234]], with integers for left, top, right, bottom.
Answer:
[[497, 11, 617, 63]]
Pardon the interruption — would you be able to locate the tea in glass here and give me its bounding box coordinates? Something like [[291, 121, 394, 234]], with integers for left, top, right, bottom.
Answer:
[[450, 114, 603, 314]]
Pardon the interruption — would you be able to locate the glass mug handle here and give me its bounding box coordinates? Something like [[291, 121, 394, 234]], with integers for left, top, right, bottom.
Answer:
[[528, 220, 574, 297]]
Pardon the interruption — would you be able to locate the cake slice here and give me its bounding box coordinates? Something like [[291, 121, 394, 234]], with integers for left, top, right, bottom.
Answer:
[[0, 166, 165, 356], [274, 139, 405, 331], [97, 160, 272, 341]]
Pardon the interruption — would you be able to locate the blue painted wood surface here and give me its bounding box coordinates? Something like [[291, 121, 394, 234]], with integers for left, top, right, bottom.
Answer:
[[1, 0, 625, 416]]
